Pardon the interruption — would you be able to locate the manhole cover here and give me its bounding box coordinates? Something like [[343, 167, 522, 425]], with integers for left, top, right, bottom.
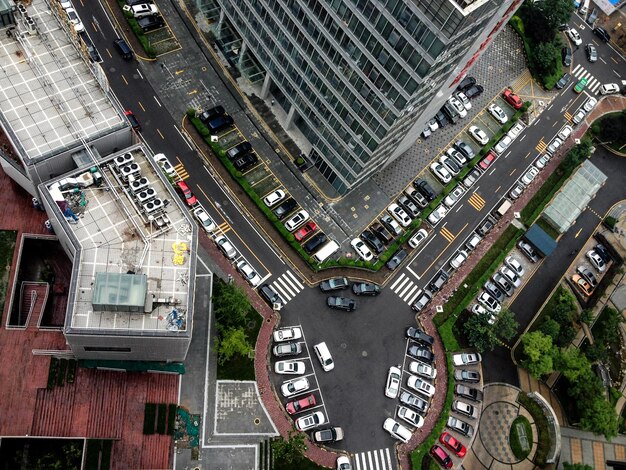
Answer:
[[362, 351, 368, 357], [341, 343, 347, 349], [254, 418, 260, 425]]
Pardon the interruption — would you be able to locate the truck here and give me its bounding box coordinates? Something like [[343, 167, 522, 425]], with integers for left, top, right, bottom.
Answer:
[[492, 199, 512, 219]]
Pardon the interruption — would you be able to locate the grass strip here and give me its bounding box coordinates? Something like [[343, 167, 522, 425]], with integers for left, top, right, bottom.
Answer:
[[510, 415, 533, 459], [517, 393, 551, 466]]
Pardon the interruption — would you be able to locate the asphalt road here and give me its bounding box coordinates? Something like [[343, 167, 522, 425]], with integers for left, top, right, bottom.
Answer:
[[72, 1, 626, 462]]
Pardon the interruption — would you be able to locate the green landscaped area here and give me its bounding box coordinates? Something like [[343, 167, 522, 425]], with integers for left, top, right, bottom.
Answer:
[[0, 230, 17, 323], [589, 110, 626, 153], [510, 415, 533, 460]]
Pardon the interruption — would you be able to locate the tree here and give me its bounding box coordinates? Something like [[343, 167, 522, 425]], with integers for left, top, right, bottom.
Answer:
[[464, 308, 519, 352], [213, 281, 252, 332], [579, 397, 619, 440], [563, 463, 594, 470], [556, 323, 577, 348], [496, 309, 519, 342], [217, 327, 252, 365], [537, 0, 575, 32], [578, 308, 593, 325], [555, 347, 592, 382], [271, 431, 308, 467], [520, 331, 555, 378], [531, 40, 560, 76], [539, 318, 560, 341]]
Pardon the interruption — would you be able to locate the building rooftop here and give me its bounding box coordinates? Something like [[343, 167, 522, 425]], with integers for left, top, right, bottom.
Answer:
[[44, 147, 195, 333], [0, 0, 123, 163]]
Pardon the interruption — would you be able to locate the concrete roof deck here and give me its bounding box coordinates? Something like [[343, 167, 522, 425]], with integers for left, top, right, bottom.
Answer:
[[45, 147, 194, 333], [0, 0, 122, 162]]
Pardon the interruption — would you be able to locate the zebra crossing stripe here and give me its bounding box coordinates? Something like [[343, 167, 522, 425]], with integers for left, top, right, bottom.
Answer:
[[390, 273, 406, 290], [398, 280, 415, 298], [355, 455, 361, 470], [384, 448, 392, 468], [572, 63, 582, 74], [404, 284, 420, 303], [276, 277, 297, 297], [284, 270, 303, 289], [373, 450, 380, 470], [271, 282, 292, 301], [367, 451, 373, 469]]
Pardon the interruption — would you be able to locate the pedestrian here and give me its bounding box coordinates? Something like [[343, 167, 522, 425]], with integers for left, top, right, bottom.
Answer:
[[270, 99, 275, 106]]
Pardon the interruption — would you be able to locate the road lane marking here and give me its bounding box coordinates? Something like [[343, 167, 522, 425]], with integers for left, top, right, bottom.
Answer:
[[406, 266, 421, 280], [467, 193, 485, 211], [440, 227, 455, 242]]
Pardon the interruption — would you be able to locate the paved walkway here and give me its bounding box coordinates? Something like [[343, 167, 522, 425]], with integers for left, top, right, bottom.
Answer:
[[560, 427, 626, 469]]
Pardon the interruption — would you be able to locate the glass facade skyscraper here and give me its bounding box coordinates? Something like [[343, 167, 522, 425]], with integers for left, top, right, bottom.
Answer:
[[216, 0, 521, 195]]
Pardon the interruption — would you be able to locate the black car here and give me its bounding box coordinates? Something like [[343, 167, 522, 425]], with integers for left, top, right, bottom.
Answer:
[[303, 233, 327, 254], [227, 141, 252, 160], [454, 140, 475, 160], [413, 179, 436, 201], [429, 270, 449, 293], [386, 249, 408, 271], [259, 284, 284, 309], [457, 76, 476, 92], [408, 345, 434, 363], [562, 46, 572, 66], [326, 296, 356, 312], [124, 110, 141, 131], [406, 327, 434, 346], [576, 266, 597, 287], [352, 282, 381, 296], [476, 218, 494, 237], [594, 243, 611, 263], [464, 84, 484, 99], [492, 272, 514, 297], [137, 14, 165, 32], [206, 115, 234, 133], [233, 153, 258, 172], [272, 198, 297, 220], [593, 26, 610, 42], [555, 73, 571, 90], [484, 281, 505, 303], [441, 102, 459, 124], [319, 277, 349, 292], [558, 23, 569, 31], [455, 384, 483, 402], [400, 391, 429, 413], [435, 111, 449, 128], [199, 105, 225, 123], [370, 223, 392, 245], [361, 229, 384, 254]]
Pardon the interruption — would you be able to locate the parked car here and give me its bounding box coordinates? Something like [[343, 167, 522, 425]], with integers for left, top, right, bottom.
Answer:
[[452, 353, 481, 366], [193, 207, 216, 233], [518, 240, 540, 262], [284, 210, 310, 231], [484, 280, 505, 303], [440, 155, 461, 176], [326, 296, 357, 312], [405, 186, 428, 208], [463, 168, 482, 188], [428, 205, 448, 226], [386, 249, 408, 271], [400, 391, 429, 413], [503, 89, 523, 109], [236, 260, 262, 287], [273, 342, 301, 357], [411, 289, 433, 312], [477, 291, 501, 314], [233, 152, 258, 172], [388, 203, 412, 227], [464, 84, 484, 99], [476, 217, 494, 237], [413, 179, 437, 201], [406, 327, 434, 346], [455, 384, 483, 402], [509, 183, 524, 200], [457, 76, 476, 92], [446, 147, 467, 166], [336, 456, 352, 470], [468, 125, 489, 145], [456, 92, 471, 110], [488, 104, 507, 124], [295, 411, 326, 431], [595, 243, 611, 263], [137, 14, 165, 31], [124, 109, 141, 131], [521, 167, 539, 186], [351, 238, 374, 261], [398, 406, 425, 428], [571, 274, 593, 296], [385, 366, 402, 399], [303, 233, 327, 254], [492, 272, 514, 296], [586, 249, 606, 272], [443, 187, 464, 210], [263, 189, 286, 207], [352, 282, 381, 296], [568, 28, 582, 46], [454, 369, 481, 383], [371, 223, 393, 244], [259, 284, 284, 309], [199, 105, 225, 123], [555, 73, 571, 90], [153, 153, 176, 178], [320, 277, 349, 292], [286, 394, 316, 415], [562, 46, 572, 66], [501, 266, 522, 288], [494, 134, 512, 154], [206, 114, 234, 133], [272, 198, 297, 220], [577, 266, 598, 287], [215, 235, 237, 259], [447, 416, 474, 437], [380, 215, 402, 236], [585, 43, 597, 62], [593, 26, 610, 42], [311, 427, 344, 444], [275, 360, 305, 375], [281, 377, 309, 398], [452, 400, 478, 419], [407, 345, 434, 363], [383, 418, 412, 443], [505, 256, 525, 277], [294, 221, 317, 242], [450, 250, 468, 270], [430, 162, 452, 184], [226, 141, 252, 160], [448, 95, 467, 118], [409, 360, 437, 380], [398, 195, 420, 218], [440, 431, 467, 458], [454, 140, 475, 160], [429, 270, 449, 293], [583, 97, 598, 112], [479, 151, 497, 170], [409, 228, 429, 249], [273, 327, 302, 343]]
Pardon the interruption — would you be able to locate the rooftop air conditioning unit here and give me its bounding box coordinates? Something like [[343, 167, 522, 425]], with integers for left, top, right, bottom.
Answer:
[[136, 187, 156, 203], [17, 4, 27, 19], [27, 17, 37, 35], [143, 198, 163, 214], [121, 162, 141, 179], [129, 176, 149, 193], [114, 152, 134, 168]]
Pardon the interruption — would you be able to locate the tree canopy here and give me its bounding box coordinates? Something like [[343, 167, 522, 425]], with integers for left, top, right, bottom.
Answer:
[[520, 331, 555, 378], [464, 308, 519, 353]]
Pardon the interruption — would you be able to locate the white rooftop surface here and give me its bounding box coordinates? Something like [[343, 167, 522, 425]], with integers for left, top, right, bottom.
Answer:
[[0, 0, 122, 160], [49, 148, 193, 332]]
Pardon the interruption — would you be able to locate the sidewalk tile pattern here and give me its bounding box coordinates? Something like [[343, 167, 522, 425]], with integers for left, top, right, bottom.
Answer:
[[593, 441, 605, 470], [479, 402, 521, 464], [215, 381, 276, 434], [570, 438, 583, 463]]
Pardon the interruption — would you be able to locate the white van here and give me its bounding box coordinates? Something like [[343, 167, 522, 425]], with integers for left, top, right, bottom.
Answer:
[[493, 200, 512, 219], [313, 342, 334, 371], [313, 240, 339, 263], [579, 0, 590, 16]]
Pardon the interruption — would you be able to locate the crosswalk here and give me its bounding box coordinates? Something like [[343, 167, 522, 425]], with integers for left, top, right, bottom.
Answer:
[[536, 139, 547, 153], [571, 64, 601, 94], [467, 192, 486, 211], [353, 448, 395, 470], [390, 272, 422, 305], [440, 226, 455, 243], [174, 162, 189, 180], [269, 270, 304, 304]]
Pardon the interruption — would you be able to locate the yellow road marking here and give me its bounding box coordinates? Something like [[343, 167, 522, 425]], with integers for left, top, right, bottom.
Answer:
[[138, 101, 145, 112], [467, 193, 485, 211], [575, 227, 583, 238], [174, 163, 189, 180], [495, 185, 501, 193], [440, 227, 455, 242], [509, 168, 517, 177], [524, 151, 531, 160], [564, 111, 572, 121], [536, 139, 547, 153]]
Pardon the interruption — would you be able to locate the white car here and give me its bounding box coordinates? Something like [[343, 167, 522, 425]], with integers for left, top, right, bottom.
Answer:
[[568, 28, 582, 46], [446, 147, 467, 166], [430, 162, 452, 184], [472, 304, 496, 324], [409, 228, 429, 249], [65, 8, 85, 32], [599, 83, 620, 95], [236, 260, 262, 287], [535, 154, 551, 169], [193, 207, 216, 233], [409, 361, 437, 379], [273, 326, 303, 343], [586, 250, 606, 272], [337, 456, 352, 470], [572, 109, 586, 125], [494, 135, 512, 154], [351, 238, 374, 261], [505, 256, 525, 277], [477, 291, 501, 314], [398, 406, 425, 428], [444, 186, 465, 208], [281, 376, 310, 397], [501, 266, 522, 288], [153, 153, 177, 178], [295, 411, 326, 431], [468, 126, 489, 145], [456, 92, 472, 110], [130, 3, 159, 18], [521, 167, 539, 186], [60, 0, 72, 8], [509, 183, 524, 200], [558, 125, 573, 141], [428, 205, 448, 226], [453, 400, 478, 419], [508, 121, 524, 139], [388, 203, 412, 227], [275, 360, 306, 375], [546, 138, 562, 155], [407, 375, 435, 398], [383, 418, 412, 443], [488, 104, 508, 124], [448, 96, 468, 118], [439, 155, 460, 176], [263, 189, 286, 207], [583, 97, 597, 112], [284, 210, 309, 231], [453, 353, 482, 366], [450, 250, 468, 270], [215, 235, 237, 259], [385, 366, 402, 399]]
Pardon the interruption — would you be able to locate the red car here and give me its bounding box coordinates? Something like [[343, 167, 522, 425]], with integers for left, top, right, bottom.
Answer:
[[479, 150, 497, 170], [176, 181, 198, 207], [503, 89, 523, 110], [285, 394, 316, 415], [124, 110, 141, 131], [294, 221, 317, 242], [440, 431, 467, 458], [430, 445, 453, 469]]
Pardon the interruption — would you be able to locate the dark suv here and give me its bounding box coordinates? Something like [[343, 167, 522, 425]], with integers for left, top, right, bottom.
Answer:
[[457, 76, 476, 92], [233, 153, 258, 172], [413, 179, 436, 201], [562, 46, 572, 66], [352, 282, 381, 296], [406, 327, 434, 346], [199, 105, 225, 123], [227, 141, 252, 160], [370, 223, 392, 245], [137, 15, 165, 32], [361, 230, 384, 254], [386, 249, 408, 271], [593, 26, 610, 42], [207, 115, 234, 133], [272, 198, 297, 220], [303, 233, 327, 254], [259, 284, 284, 309], [464, 84, 484, 99]]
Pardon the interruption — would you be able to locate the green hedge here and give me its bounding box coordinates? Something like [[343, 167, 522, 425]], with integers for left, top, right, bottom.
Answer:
[[167, 404, 177, 435], [157, 403, 167, 434], [143, 403, 156, 435]]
